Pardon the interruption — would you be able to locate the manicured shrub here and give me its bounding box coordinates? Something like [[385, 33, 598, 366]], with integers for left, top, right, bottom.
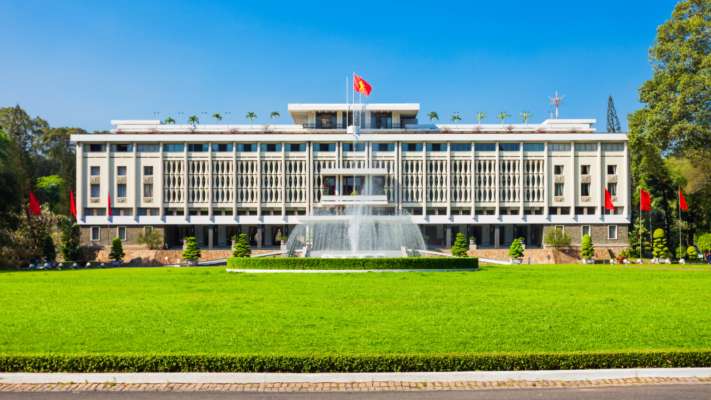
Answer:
[[136, 229, 164, 250], [698, 233, 711, 253], [676, 246, 687, 259], [108, 237, 125, 261], [508, 238, 524, 259], [1, 350, 711, 372], [226, 257, 479, 270], [652, 229, 670, 259], [581, 234, 595, 259], [450, 233, 468, 258], [687, 246, 698, 259], [232, 233, 251, 258], [544, 226, 572, 249], [42, 235, 56, 262], [182, 237, 201, 260]]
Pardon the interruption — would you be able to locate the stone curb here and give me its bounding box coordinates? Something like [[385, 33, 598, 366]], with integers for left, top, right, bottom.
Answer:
[[2, 368, 711, 384]]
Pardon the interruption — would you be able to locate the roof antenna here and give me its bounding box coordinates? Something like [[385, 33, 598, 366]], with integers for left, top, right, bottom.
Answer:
[[548, 91, 565, 119]]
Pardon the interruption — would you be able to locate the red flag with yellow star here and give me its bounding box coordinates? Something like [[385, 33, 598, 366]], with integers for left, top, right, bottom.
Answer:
[[353, 74, 372, 97]]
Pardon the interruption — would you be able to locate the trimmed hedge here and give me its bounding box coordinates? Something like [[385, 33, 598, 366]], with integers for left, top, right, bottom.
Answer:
[[1, 350, 711, 372], [226, 257, 479, 270]]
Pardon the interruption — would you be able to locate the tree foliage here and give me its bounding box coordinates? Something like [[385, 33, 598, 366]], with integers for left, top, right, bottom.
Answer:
[[109, 237, 125, 261], [59, 216, 81, 261], [581, 234, 595, 259], [182, 237, 201, 260], [232, 233, 251, 258], [607, 95, 622, 133], [450, 233, 468, 257], [544, 226, 572, 249], [136, 229, 164, 250], [697, 233, 711, 252], [42, 235, 56, 261]]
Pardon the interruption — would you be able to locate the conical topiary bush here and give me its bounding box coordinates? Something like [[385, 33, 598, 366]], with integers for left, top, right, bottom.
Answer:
[[581, 234, 595, 261], [109, 237, 125, 261], [182, 237, 201, 265], [450, 233, 468, 258], [232, 233, 252, 258], [652, 229, 669, 260], [508, 238, 524, 263]]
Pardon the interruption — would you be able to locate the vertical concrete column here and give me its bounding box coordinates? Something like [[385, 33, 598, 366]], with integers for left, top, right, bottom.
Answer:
[[158, 141, 165, 219], [495, 141, 500, 219], [208, 142, 213, 219], [543, 141, 549, 218], [208, 225, 213, 249], [446, 141, 451, 219], [232, 141, 237, 221], [494, 224, 500, 249], [76, 142, 83, 221], [133, 141, 138, 221], [281, 141, 286, 220], [471, 140, 475, 220], [422, 141, 427, 217], [570, 141, 575, 219], [306, 141, 312, 213], [106, 141, 111, 221], [624, 141, 630, 220], [446, 224, 451, 248], [597, 141, 603, 219], [257, 224, 263, 249], [396, 141, 401, 211], [519, 141, 524, 218], [256, 142, 262, 217], [183, 141, 188, 220]]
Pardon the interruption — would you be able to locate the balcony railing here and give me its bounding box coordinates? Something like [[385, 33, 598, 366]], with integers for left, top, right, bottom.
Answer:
[[302, 122, 409, 130]]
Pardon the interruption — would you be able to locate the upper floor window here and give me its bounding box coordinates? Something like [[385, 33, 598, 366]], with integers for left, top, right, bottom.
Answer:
[[137, 144, 160, 152], [237, 144, 257, 152], [342, 143, 365, 152], [111, 144, 132, 152], [313, 143, 335, 152], [603, 143, 624, 151], [285, 144, 305, 152], [163, 144, 184, 152], [372, 143, 394, 152], [91, 184, 100, 198], [581, 165, 591, 175], [607, 165, 617, 174], [117, 184, 127, 198], [607, 182, 617, 196], [85, 144, 105, 152], [261, 143, 282, 152], [499, 143, 520, 152], [426, 143, 447, 152], [144, 166, 153, 176], [212, 143, 233, 152], [581, 182, 591, 196], [475, 143, 496, 152], [91, 167, 100, 176], [549, 143, 571, 151], [402, 143, 422, 152], [188, 144, 208, 152], [576, 143, 597, 151], [117, 167, 126, 176], [554, 165, 564, 175], [450, 143, 471, 152], [523, 143, 544, 151]]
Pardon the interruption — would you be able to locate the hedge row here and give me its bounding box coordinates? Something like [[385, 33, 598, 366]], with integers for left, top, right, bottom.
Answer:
[[1, 351, 711, 372], [226, 257, 479, 270]]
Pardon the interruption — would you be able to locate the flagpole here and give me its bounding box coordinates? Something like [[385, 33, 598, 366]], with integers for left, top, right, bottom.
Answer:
[[640, 187, 642, 261], [679, 188, 682, 261]]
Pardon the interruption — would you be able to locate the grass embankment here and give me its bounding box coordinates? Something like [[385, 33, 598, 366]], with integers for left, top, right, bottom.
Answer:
[[1, 265, 710, 371]]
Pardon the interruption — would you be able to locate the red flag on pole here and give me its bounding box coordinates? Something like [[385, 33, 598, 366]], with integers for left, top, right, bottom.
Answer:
[[70, 190, 77, 217], [679, 186, 688, 211], [107, 193, 112, 216], [604, 188, 616, 211], [29, 192, 42, 215], [640, 189, 651, 212], [353, 74, 372, 97]]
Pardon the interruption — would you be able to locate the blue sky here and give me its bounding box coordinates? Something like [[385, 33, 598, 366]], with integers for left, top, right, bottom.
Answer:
[[1, 0, 676, 132]]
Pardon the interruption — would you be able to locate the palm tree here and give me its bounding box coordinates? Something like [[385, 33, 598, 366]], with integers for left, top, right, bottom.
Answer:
[[450, 114, 461, 128], [270, 111, 280, 129], [246, 112, 257, 128], [427, 111, 439, 125], [188, 116, 199, 126], [475, 112, 488, 126], [520, 112, 533, 128], [212, 113, 222, 124], [164, 117, 175, 125], [496, 112, 511, 127]]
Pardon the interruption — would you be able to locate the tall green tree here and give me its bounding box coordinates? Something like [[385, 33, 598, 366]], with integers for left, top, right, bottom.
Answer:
[[427, 112, 438, 124], [246, 112, 257, 128], [607, 95, 621, 133]]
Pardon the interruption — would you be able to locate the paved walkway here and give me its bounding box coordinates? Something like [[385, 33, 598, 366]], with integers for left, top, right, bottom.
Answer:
[[1, 377, 710, 393]]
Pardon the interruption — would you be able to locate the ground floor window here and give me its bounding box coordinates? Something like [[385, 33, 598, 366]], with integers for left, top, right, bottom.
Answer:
[[582, 225, 591, 237], [609, 225, 617, 239], [91, 227, 100, 241], [118, 226, 127, 241]]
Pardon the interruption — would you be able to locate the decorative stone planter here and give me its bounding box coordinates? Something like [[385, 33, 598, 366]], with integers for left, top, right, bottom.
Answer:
[[510, 258, 523, 265], [469, 241, 477, 250], [185, 259, 199, 267], [652, 258, 671, 264], [582, 258, 596, 264], [110, 260, 123, 268], [231, 240, 237, 248]]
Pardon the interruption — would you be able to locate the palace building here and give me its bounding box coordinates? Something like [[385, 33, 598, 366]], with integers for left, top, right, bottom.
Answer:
[[71, 103, 629, 255]]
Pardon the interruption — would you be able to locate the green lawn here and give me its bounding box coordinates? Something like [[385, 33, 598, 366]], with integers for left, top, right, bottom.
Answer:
[[1, 265, 710, 356]]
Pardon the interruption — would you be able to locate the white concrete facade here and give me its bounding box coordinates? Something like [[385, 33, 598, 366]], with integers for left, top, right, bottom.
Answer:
[[72, 103, 630, 249]]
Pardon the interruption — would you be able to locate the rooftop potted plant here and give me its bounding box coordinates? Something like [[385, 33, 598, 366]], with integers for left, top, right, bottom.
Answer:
[[520, 112, 534, 128], [497, 112, 511, 127], [270, 111, 280, 129], [246, 112, 257, 128], [469, 236, 477, 250], [475, 111, 488, 127], [450, 114, 461, 128]]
